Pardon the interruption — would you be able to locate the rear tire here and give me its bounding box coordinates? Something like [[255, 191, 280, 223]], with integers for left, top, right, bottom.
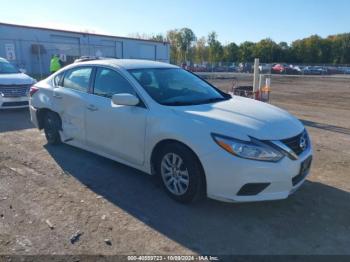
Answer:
[[44, 111, 61, 145], [155, 143, 205, 203]]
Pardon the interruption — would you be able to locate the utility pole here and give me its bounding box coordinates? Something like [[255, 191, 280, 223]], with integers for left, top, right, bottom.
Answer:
[[253, 58, 260, 99]]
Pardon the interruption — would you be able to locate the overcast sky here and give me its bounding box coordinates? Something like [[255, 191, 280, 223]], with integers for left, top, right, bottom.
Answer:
[[1, 0, 349, 44]]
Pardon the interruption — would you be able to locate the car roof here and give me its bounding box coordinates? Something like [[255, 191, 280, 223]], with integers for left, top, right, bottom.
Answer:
[[77, 59, 178, 70], [0, 57, 9, 62]]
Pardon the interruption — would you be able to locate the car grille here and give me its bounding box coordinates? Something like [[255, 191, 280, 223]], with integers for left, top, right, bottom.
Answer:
[[2, 101, 29, 107], [281, 131, 308, 155], [0, 85, 31, 97]]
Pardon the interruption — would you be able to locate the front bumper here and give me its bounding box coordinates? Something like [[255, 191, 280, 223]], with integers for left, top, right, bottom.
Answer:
[[0, 96, 29, 109], [201, 144, 313, 203]]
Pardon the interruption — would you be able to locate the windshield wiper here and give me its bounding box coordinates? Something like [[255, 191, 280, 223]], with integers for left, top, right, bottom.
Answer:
[[198, 97, 229, 104], [162, 101, 197, 106], [163, 97, 228, 106]]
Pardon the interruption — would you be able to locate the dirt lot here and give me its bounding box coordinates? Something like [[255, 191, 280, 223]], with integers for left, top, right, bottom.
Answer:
[[0, 74, 350, 256]]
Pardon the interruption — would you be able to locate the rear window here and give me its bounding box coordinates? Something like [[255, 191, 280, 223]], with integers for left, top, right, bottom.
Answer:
[[63, 67, 92, 92], [54, 73, 64, 86]]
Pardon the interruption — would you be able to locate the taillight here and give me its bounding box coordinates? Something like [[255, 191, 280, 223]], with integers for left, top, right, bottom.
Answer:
[[29, 86, 39, 97]]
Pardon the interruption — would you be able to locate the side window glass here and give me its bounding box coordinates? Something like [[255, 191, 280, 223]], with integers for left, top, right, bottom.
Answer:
[[54, 72, 64, 86], [94, 68, 136, 98], [63, 67, 92, 92]]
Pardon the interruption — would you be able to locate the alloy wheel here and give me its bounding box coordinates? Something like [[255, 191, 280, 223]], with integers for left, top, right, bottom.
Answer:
[[160, 153, 190, 196]]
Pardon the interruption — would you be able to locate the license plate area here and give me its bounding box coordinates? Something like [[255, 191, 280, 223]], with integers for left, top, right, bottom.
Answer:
[[292, 156, 312, 186]]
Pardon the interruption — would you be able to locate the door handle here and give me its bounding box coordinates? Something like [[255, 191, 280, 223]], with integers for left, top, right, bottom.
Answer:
[[87, 104, 98, 111]]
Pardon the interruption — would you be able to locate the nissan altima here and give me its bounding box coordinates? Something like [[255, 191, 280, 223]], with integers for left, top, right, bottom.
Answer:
[[29, 59, 312, 203]]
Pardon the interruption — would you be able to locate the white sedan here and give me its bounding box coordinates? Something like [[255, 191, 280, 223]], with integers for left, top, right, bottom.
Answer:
[[0, 57, 36, 109], [29, 59, 312, 203]]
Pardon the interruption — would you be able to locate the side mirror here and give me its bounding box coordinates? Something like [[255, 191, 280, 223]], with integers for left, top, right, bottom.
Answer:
[[112, 93, 139, 106], [19, 68, 27, 74]]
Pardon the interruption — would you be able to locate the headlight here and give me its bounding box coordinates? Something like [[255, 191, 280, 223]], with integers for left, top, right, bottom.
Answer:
[[212, 133, 284, 162]]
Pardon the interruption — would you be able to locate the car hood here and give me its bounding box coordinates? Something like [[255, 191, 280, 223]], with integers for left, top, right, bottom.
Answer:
[[0, 73, 36, 85], [171, 96, 304, 141]]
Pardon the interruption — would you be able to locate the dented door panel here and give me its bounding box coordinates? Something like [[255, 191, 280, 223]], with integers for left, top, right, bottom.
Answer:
[[52, 87, 89, 143]]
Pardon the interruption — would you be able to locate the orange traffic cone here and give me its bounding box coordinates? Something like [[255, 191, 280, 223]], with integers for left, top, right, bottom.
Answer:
[[260, 82, 271, 102]]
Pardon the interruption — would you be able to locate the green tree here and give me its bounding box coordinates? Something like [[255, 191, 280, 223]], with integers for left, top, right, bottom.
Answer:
[[207, 31, 223, 64], [238, 41, 255, 62], [166, 29, 181, 64], [166, 28, 196, 64], [291, 35, 329, 63], [178, 28, 196, 62], [193, 37, 208, 64], [339, 34, 350, 63], [278, 42, 291, 62], [163, 27, 350, 65], [151, 34, 166, 42], [253, 38, 281, 63], [223, 42, 239, 62], [328, 33, 350, 64]]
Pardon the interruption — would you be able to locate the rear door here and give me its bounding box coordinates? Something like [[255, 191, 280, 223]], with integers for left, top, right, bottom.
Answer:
[[84, 66, 148, 166], [52, 66, 93, 143]]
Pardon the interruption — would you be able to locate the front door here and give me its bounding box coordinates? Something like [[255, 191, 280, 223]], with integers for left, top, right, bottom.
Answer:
[[85, 67, 148, 166]]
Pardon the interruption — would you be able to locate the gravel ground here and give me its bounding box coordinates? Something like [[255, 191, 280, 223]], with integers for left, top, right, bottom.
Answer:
[[0, 75, 350, 256]]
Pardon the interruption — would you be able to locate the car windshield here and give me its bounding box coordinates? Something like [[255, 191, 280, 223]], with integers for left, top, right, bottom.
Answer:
[[128, 68, 229, 106], [0, 60, 19, 74]]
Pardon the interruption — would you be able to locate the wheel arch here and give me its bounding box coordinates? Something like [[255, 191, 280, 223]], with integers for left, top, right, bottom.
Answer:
[[36, 108, 62, 130], [150, 139, 207, 194]]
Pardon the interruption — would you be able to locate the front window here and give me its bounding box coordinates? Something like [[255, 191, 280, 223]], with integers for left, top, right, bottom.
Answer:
[[0, 60, 19, 74], [128, 68, 228, 106], [93, 67, 136, 98]]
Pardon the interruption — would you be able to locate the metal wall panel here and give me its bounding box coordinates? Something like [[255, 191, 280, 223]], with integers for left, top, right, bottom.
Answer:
[[0, 23, 170, 76]]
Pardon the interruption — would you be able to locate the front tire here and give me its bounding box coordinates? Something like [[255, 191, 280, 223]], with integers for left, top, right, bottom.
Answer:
[[155, 143, 205, 203], [44, 111, 61, 145]]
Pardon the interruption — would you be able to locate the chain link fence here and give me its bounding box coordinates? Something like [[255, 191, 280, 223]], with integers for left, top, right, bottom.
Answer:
[[178, 61, 350, 76]]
